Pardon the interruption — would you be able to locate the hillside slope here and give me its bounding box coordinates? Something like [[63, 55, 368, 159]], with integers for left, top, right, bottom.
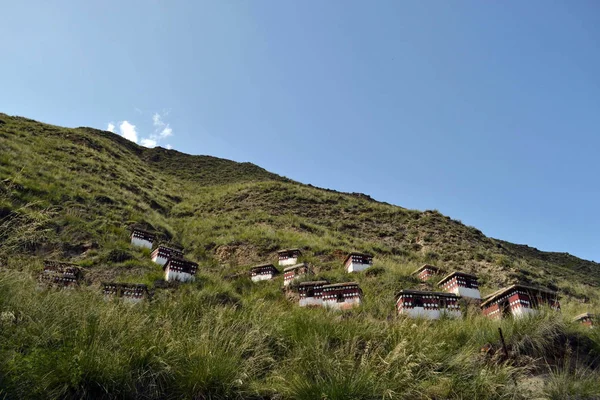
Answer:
[[1, 113, 599, 399], [1, 113, 598, 292]]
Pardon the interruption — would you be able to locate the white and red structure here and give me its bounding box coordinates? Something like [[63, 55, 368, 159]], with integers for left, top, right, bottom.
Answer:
[[250, 263, 279, 282], [573, 313, 594, 328], [412, 264, 442, 281], [102, 283, 149, 303], [322, 282, 363, 310], [277, 249, 302, 267], [298, 280, 329, 307], [395, 290, 461, 319], [438, 271, 481, 300], [283, 262, 312, 286], [151, 245, 184, 266], [40, 260, 82, 288], [131, 228, 156, 249], [481, 284, 560, 319], [344, 252, 373, 273], [163, 258, 198, 283]]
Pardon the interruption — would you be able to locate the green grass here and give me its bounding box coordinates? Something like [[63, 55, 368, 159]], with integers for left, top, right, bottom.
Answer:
[[1, 271, 598, 399], [1, 113, 600, 398]]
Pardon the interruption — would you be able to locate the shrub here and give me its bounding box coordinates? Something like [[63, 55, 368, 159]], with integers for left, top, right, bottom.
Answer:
[[105, 249, 134, 263]]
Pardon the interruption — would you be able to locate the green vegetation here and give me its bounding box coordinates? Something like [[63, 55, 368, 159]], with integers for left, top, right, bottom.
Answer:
[[0, 114, 599, 399]]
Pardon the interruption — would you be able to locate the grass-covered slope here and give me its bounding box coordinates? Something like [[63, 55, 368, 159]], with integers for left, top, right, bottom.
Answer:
[[1, 113, 599, 399]]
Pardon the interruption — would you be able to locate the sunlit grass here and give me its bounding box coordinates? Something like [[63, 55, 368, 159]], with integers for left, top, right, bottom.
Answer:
[[1, 114, 599, 398]]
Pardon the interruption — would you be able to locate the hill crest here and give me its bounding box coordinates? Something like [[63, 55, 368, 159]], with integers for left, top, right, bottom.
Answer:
[[1, 112, 598, 293], [1, 113, 599, 399]]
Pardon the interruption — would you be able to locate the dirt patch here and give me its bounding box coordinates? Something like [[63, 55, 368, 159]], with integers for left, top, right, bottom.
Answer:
[[223, 271, 248, 281], [215, 244, 262, 266], [284, 287, 300, 303], [83, 265, 150, 284], [62, 241, 98, 257], [320, 249, 346, 262]]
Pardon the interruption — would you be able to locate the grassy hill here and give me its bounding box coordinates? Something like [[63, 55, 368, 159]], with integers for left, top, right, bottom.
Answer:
[[0, 113, 599, 399]]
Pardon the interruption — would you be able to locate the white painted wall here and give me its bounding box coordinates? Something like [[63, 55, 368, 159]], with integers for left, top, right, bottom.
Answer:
[[165, 268, 194, 283], [512, 305, 537, 318], [279, 258, 298, 266], [131, 237, 153, 249], [346, 262, 371, 273], [400, 307, 441, 319], [455, 287, 481, 299], [251, 274, 274, 282], [284, 275, 302, 286], [299, 297, 323, 307], [152, 255, 169, 266]]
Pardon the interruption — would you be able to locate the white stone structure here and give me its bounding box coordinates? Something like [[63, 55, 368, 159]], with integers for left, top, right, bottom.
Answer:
[[438, 271, 481, 300], [298, 280, 329, 307], [322, 282, 363, 310], [573, 313, 594, 328], [250, 264, 279, 282], [412, 264, 442, 281], [151, 245, 184, 266], [164, 258, 198, 283], [40, 260, 82, 288], [102, 283, 149, 303], [283, 263, 312, 286], [481, 284, 560, 319], [131, 229, 156, 249], [395, 290, 461, 319], [277, 249, 302, 267], [344, 252, 373, 273]]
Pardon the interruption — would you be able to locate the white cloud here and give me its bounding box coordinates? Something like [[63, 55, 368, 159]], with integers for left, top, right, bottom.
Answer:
[[149, 112, 175, 143], [119, 121, 138, 143], [141, 138, 157, 148], [159, 126, 173, 138], [166, 144, 173, 150], [106, 121, 137, 144], [152, 113, 164, 127], [106, 111, 173, 147]]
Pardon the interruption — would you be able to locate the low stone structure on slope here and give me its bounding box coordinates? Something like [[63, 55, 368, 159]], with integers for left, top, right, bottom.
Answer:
[[277, 248, 302, 267], [250, 263, 279, 282], [344, 252, 373, 273], [40, 260, 83, 288], [573, 312, 594, 328], [130, 228, 156, 249], [322, 282, 363, 310], [412, 264, 443, 281], [151, 245, 184, 266], [481, 284, 560, 319], [283, 262, 312, 286], [395, 290, 461, 319], [102, 283, 150, 303], [438, 271, 481, 300], [164, 258, 198, 283], [298, 280, 330, 307]]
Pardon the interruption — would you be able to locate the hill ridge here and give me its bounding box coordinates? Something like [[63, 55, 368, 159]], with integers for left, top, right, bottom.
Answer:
[[1, 113, 599, 399], [1, 112, 598, 288]]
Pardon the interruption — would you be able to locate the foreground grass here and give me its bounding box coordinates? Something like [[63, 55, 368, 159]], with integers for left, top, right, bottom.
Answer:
[[1, 115, 600, 398], [1, 271, 599, 399]]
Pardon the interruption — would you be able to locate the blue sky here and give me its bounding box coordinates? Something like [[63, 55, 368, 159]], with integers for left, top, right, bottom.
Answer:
[[2, 1, 599, 262]]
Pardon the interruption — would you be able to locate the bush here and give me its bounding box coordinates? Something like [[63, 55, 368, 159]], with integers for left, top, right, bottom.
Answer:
[[495, 255, 513, 269], [105, 249, 134, 263]]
